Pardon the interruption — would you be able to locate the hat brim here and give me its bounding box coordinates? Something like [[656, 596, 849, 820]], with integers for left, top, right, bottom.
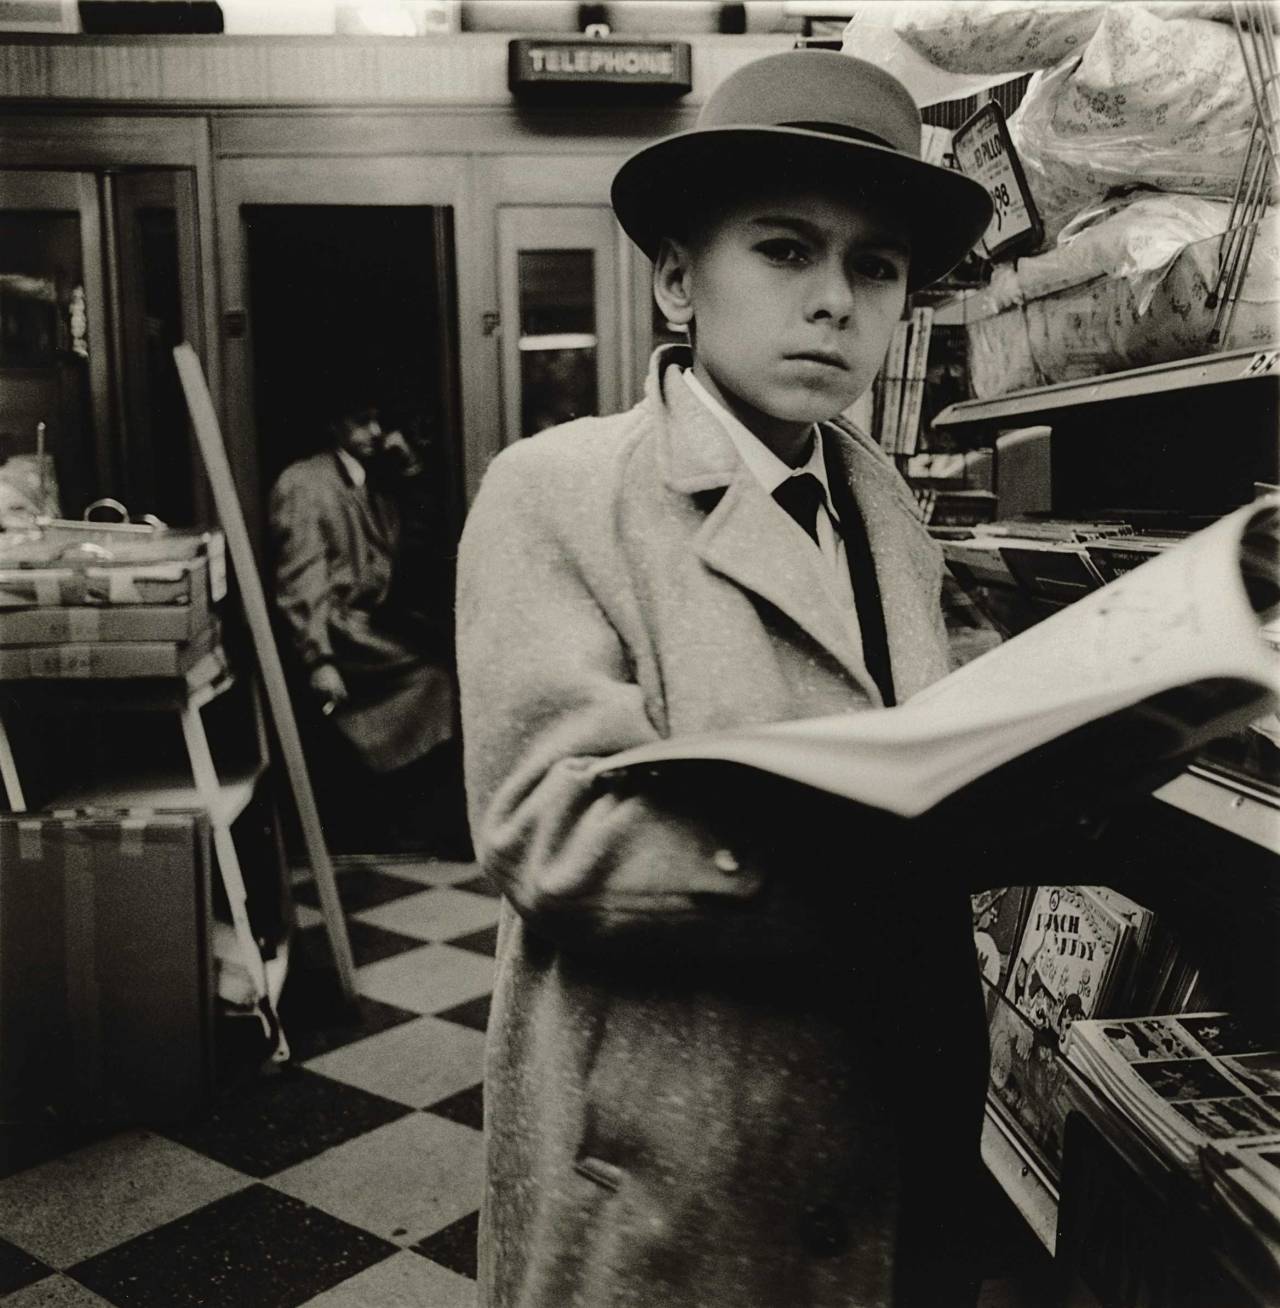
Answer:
[[612, 126, 993, 291]]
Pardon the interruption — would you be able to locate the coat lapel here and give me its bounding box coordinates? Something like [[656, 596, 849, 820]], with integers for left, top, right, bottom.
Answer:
[[331, 451, 393, 550], [650, 350, 884, 699], [823, 422, 949, 702]]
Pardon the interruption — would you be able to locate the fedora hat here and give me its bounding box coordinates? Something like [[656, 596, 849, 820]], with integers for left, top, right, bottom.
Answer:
[[611, 50, 992, 291]]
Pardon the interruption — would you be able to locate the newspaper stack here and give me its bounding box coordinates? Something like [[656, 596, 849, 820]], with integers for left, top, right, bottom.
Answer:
[[1065, 1013, 1280, 1172]]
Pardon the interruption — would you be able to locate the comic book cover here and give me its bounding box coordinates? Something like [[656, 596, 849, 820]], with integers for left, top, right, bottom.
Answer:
[[987, 982, 1085, 1180], [1004, 884, 1134, 1050], [971, 885, 1033, 993]]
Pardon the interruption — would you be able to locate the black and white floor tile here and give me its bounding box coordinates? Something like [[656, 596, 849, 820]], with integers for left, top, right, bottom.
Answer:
[[0, 854, 1050, 1307], [0, 857, 495, 1308]]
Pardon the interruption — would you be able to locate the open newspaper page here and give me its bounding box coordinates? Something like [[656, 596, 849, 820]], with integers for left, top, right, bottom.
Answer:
[[593, 498, 1280, 819]]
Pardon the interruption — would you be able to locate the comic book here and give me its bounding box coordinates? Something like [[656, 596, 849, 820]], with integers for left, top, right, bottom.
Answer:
[[982, 881, 1168, 1178], [1004, 885, 1134, 1045], [970, 885, 1033, 993]]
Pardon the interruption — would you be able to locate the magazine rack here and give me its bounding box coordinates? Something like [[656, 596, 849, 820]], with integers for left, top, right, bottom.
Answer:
[[982, 980, 1278, 1306], [936, 349, 1280, 1306], [1058, 1116, 1270, 1308]]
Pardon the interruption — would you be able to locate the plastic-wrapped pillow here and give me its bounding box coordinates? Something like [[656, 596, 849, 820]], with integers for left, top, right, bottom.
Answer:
[[1009, 4, 1270, 242], [891, 2, 1236, 77], [892, 1, 1107, 75], [965, 193, 1280, 397]]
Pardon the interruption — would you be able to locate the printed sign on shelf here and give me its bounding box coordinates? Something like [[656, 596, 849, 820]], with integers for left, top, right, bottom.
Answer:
[[954, 101, 1043, 262]]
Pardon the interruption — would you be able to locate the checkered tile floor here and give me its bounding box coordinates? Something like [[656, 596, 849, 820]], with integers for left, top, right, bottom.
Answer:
[[0, 857, 496, 1308], [0, 855, 1054, 1308]]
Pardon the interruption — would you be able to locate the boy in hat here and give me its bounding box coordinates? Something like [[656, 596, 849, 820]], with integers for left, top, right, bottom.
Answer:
[[457, 51, 993, 1308]]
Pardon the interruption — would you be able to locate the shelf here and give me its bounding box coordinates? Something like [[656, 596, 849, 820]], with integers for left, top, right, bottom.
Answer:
[[982, 1105, 1059, 1256], [0, 658, 233, 713], [933, 347, 1278, 432], [51, 760, 265, 826], [1155, 768, 1280, 852]]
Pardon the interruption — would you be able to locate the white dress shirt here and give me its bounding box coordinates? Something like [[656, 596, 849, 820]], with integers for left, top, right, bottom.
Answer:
[[335, 444, 367, 489], [682, 369, 862, 649]]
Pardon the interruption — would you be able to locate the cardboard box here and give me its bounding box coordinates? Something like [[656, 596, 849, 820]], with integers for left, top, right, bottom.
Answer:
[[0, 811, 214, 1125], [0, 528, 225, 609], [0, 524, 219, 567], [0, 621, 220, 679], [0, 554, 216, 609], [0, 603, 210, 645]]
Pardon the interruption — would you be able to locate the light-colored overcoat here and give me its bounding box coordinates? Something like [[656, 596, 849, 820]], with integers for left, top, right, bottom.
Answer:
[[269, 450, 453, 772], [457, 348, 987, 1308]]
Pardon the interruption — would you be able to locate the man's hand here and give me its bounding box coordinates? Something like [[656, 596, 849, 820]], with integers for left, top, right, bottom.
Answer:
[[309, 663, 348, 714]]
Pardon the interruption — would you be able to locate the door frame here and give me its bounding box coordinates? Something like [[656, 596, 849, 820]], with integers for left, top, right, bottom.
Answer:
[[0, 117, 218, 362], [476, 153, 655, 438], [0, 169, 111, 494], [0, 113, 221, 510], [108, 169, 208, 523], [214, 152, 483, 548], [496, 204, 623, 446]]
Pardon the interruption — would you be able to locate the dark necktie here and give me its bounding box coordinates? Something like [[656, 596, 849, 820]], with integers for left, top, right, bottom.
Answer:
[[773, 472, 825, 545], [821, 434, 896, 707], [772, 447, 897, 707]]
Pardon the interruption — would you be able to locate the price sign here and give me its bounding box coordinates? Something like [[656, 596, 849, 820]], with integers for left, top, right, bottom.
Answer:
[[954, 101, 1043, 261]]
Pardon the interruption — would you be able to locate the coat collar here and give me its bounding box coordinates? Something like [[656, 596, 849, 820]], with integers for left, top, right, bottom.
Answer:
[[327, 449, 393, 549], [643, 346, 939, 704]]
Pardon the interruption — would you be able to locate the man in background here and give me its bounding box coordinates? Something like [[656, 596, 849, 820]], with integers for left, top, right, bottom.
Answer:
[[269, 395, 467, 856]]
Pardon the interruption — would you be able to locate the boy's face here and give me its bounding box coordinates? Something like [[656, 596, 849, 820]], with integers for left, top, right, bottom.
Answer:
[[655, 185, 909, 458]]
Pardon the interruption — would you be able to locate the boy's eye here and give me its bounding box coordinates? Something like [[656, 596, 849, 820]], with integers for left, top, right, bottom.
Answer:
[[853, 253, 906, 283], [756, 239, 809, 265]]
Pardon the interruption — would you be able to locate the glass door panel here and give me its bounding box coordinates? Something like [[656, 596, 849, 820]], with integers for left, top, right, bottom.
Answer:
[[0, 171, 103, 524], [0, 168, 205, 528], [110, 170, 205, 526], [498, 206, 620, 444], [517, 247, 598, 436]]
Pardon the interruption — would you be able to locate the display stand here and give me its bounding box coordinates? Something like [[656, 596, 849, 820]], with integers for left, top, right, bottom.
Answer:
[[173, 343, 356, 1002], [930, 346, 1280, 1302]]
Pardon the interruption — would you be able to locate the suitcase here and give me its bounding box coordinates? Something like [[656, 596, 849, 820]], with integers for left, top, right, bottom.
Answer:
[[0, 810, 214, 1126]]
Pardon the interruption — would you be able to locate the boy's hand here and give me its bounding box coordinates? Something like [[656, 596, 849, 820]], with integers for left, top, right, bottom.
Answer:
[[309, 663, 348, 713]]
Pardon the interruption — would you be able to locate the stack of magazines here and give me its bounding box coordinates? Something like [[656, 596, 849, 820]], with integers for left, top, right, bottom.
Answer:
[[1202, 1133, 1280, 1286], [1065, 1014, 1280, 1171], [981, 882, 1178, 1178]]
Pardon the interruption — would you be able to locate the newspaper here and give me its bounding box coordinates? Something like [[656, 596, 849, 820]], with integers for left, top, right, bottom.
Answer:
[[593, 498, 1280, 820]]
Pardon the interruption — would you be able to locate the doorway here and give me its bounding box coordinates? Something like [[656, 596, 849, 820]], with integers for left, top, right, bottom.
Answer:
[[243, 204, 460, 510], [243, 203, 466, 856]]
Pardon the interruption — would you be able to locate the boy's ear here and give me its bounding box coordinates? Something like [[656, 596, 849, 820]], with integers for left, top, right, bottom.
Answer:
[[653, 237, 695, 328]]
